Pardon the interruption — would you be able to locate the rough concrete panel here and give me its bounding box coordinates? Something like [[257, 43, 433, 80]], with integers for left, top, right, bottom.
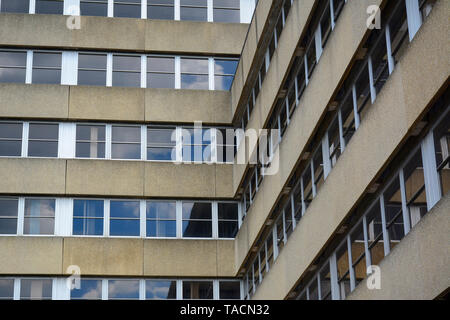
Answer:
[[0, 237, 63, 275], [216, 240, 236, 277], [0, 158, 66, 195], [254, 0, 273, 41], [66, 160, 145, 197], [143, 240, 218, 277], [143, 162, 216, 198], [63, 238, 144, 276], [69, 86, 145, 122], [214, 164, 234, 198], [145, 89, 231, 125], [348, 194, 450, 300], [0, 84, 69, 119]]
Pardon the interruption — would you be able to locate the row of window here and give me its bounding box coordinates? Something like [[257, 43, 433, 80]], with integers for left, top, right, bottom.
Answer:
[[0, 277, 242, 300], [0, 0, 254, 23], [0, 121, 237, 163], [0, 50, 238, 90], [239, 0, 433, 220], [0, 197, 241, 239], [240, 0, 346, 130], [243, 80, 448, 299]]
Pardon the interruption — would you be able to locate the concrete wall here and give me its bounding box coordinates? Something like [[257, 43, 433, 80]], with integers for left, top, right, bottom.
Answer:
[[0, 237, 235, 277], [0, 84, 232, 125], [249, 0, 449, 299], [0, 158, 234, 198], [348, 194, 450, 300], [0, 14, 248, 55]]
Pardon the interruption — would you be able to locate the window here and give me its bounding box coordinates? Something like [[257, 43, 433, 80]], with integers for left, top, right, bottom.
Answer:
[[328, 117, 341, 168], [181, 57, 209, 90], [340, 93, 356, 146], [219, 281, 240, 299], [109, 201, 140, 236], [366, 201, 385, 266], [350, 222, 366, 287], [111, 125, 141, 160], [214, 59, 238, 90], [0, 279, 14, 300], [80, 0, 108, 16], [76, 125, 106, 158], [35, 0, 64, 14], [308, 277, 318, 300], [146, 280, 176, 300], [78, 53, 107, 86], [112, 54, 141, 87], [216, 128, 236, 163], [183, 281, 213, 299], [0, 122, 22, 157], [27, 123, 59, 157], [0, 198, 18, 235], [24, 199, 55, 235], [114, 0, 141, 18], [0, 0, 29, 13], [213, 0, 240, 23], [182, 202, 212, 238], [146, 201, 176, 237], [73, 200, 104, 236], [147, 56, 175, 89], [0, 50, 27, 83], [20, 279, 52, 300], [70, 279, 102, 300], [108, 280, 139, 300], [147, 127, 176, 161], [32, 51, 62, 84], [383, 176, 405, 250], [217, 202, 238, 238], [147, 0, 174, 20], [180, 0, 207, 21], [312, 147, 324, 192], [434, 117, 450, 197], [319, 263, 331, 300], [336, 243, 351, 299], [181, 128, 212, 162]]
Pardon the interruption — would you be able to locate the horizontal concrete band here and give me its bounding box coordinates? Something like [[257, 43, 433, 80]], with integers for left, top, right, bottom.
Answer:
[[0, 158, 234, 199], [347, 194, 450, 300], [0, 84, 232, 125], [0, 237, 235, 277], [249, 0, 449, 299], [0, 14, 248, 56]]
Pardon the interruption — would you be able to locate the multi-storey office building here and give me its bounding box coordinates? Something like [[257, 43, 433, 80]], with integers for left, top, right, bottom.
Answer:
[[0, 0, 448, 300]]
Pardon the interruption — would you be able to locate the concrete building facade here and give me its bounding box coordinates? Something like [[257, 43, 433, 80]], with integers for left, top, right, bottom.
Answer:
[[0, 0, 448, 300]]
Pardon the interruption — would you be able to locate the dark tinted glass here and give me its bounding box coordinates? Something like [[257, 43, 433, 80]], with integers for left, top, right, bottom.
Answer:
[[219, 281, 240, 299], [35, 0, 64, 14], [73, 218, 103, 235], [1, 0, 29, 13], [0, 198, 18, 235], [80, 1, 108, 16], [79, 53, 107, 70], [114, 1, 141, 18], [112, 72, 140, 87], [28, 141, 58, 157], [0, 123, 22, 157], [182, 202, 211, 219], [32, 69, 61, 84], [78, 70, 107, 86], [0, 51, 27, 83], [218, 203, 238, 220], [0, 68, 26, 83], [33, 52, 61, 68], [76, 125, 106, 141], [213, 8, 240, 23], [147, 0, 174, 20], [183, 281, 213, 299], [147, 128, 175, 145], [0, 279, 14, 300], [214, 0, 239, 7], [0, 51, 27, 66], [147, 147, 174, 161]]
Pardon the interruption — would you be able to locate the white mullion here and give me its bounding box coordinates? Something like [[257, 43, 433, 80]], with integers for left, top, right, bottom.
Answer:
[[272, 226, 278, 260], [251, 263, 255, 294], [26, 51, 33, 84], [290, 194, 296, 229], [265, 49, 270, 72], [282, 211, 287, 245], [213, 280, 219, 300], [61, 51, 78, 85], [405, 0, 422, 41], [368, 56, 376, 104], [300, 176, 306, 216], [176, 280, 182, 300], [238, 201, 243, 228], [104, 200, 110, 236], [53, 278, 70, 300], [346, 235, 356, 292], [58, 122, 76, 159], [329, 254, 339, 300], [102, 279, 108, 300], [274, 29, 278, 49], [379, 195, 391, 256], [174, 0, 180, 20], [207, 0, 213, 22], [175, 56, 181, 89], [139, 279, 145, 300], [399, 169, 411, 235], [141, 125, 147, 161], [106, 53, 113, 87], [281, 5, 286, 26], [140, 200, 146, 238], [107, 0, 113, 17], [294, 77, 299, 108], [13, 278, 20, 300], [264, 241, 269, 272], [352, 85, 360, 129], [362, 216, 372, 271], [306, 287, 310, 300], [311, 159, 317, 198], [141, 55, 147, 88], [17, 198, 25, 236], [29, 0, 36, 14], [141, 0, 147, 19], [304, 55, 309, 85], [317, 274, 322, 300], [315, 25, 323, 62], [64, 0, 80, 16], [176, 201, 182, 238], [55, 198, 73, 237], [285, 97, 290, 125], [322, 134, 331, 179], [208, 58, 215, 91], [330, 0, 335, 30], [105, 124, 112, 159], [240, 280, 244, 300], [421, 130, 442, 210], [385, 25, 395, 75], [175, 127, 182, 163], [338, 109, 345, 152], [212, 202, 218, 239], [257, 252, 262, 283], [21, 122, 29, 157]]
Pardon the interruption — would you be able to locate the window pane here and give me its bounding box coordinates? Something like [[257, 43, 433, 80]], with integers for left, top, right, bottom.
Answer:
[[218, 203, 238, 220], [0, 67, 26, 83], [80, 1, 108, 16], [110, 201, 140, 236], [23, 199, 55, 235], [147, 73, 175, 89], [28, 141, 58, 157], [110, 201, 140, 219], [147, 220, 176, 237], [384, 176, 405, 250], [76, 125, 106, 142], [33, 52, 61, 68], [0, 51, 27, 67], [213, 9, 240, 23], [183, 281, 213, 299], [108, 280, 139, 300], [146, 280, 176, 300], [112, 72, 140, 87], [29, 123, 58, 140], [214, 0, 239, 7], [0, 122, 22, 140], [1, 0, 29, 13], [114, 2, 141, 18], [0, 122, 22, 156], [78, 53, 107, 70], [147, 201, 176, 219], [71, 279, 102, 300], [180, 7, 207, 21], [0, 279, 14, 300], [147, 5, 174, 20], [0, 198, 18, 234], [215, 60, 238, 75], [73, 200, 104, 236], [111, 143, 141, 159], [147, 128, 176, 145], [215, 75, 234, 90], [20, 279, 52, 300], [219, 281, 240, 299], [147, 57, 174, 73], [181, 58, 208, 74], [181, 74, 209, 90], [218, 220, 238, 238], [182, 202, 211, 220], [112, 126, 141, 143], [76, 125, 106, 158], [147, 147, 174, 161], [0, 219, 17, 234], [35, 0, 64, 14], [182, 220, 212, 238], [32, 69, 61, 84], [113, 55, 140, 71], [78, 70, 107, 86], [73, 218, 103, 236]]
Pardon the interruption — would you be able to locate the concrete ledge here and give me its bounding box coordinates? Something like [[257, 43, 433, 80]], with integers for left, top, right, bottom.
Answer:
[[0, 14, 247, 55]]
